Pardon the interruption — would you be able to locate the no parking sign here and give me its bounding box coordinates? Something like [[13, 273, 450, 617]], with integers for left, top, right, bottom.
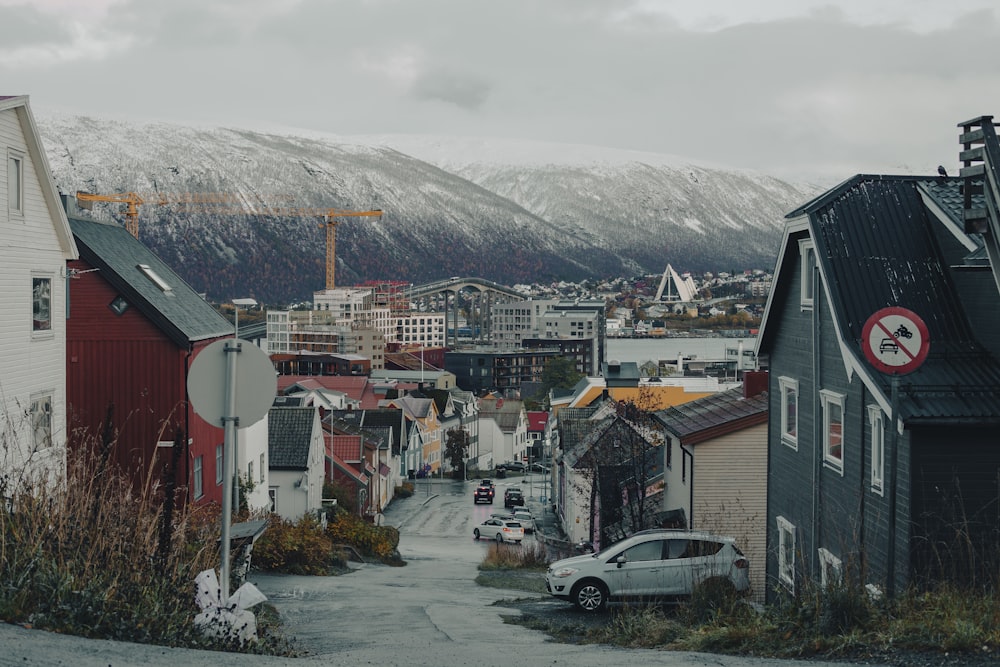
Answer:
[[861, 307, 930, 375]]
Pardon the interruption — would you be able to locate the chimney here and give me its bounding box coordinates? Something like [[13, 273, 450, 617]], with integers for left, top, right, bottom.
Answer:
[[743, 370, 768, 398]]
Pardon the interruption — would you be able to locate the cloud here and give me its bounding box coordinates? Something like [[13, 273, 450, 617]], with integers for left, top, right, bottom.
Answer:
[[410, 69, 491, 111]]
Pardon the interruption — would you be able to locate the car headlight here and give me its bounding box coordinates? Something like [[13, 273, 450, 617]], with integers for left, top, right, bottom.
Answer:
[[550, 567, 579, 578]]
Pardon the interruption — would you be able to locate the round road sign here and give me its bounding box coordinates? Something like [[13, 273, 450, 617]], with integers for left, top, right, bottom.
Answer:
[[861, 307, 930, 375], [188, 338, 277, 427]]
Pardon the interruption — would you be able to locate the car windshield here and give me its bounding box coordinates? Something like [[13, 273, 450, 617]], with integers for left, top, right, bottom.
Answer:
[[504, 522, 522, 528]]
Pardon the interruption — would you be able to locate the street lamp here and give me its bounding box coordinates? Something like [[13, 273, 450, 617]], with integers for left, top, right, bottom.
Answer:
[[232, 297, 257, 340]]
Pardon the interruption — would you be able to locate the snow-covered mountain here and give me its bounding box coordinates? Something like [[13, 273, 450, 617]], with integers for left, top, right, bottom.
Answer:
[[34, 112, 820, 305]]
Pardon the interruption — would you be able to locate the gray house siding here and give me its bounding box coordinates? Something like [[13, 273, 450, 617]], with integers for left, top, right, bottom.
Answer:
[[766, 235, 911, 597]]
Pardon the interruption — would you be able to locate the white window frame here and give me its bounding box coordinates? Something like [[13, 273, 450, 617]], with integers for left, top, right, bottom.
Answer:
[[818, 547, 843, 587], [31, 391, 53, 451], [215, 444, 224, 485], [8, 150, 24, 217], [868, 405, 884, 494], [248, 460, 254, 485], [820, 389, 845, 473], [798, 239, 815, 309], [193, 455, 204, 499], [778, 376, 798, 449], [259, 453, 265, 483], [777, 516, 796, 590], [32, 275, 52, 334]]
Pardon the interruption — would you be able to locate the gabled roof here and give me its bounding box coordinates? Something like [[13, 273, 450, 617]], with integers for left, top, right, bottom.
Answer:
[[479, 397, 524, 432], [70, 216, 231, 346], [0, 96, 78, 260], [327, 408, 404, 454], [527, 411, 549, 432], [268, 406, 318, 470], [759, 174, 1000, 422], [655, 387, 768, 446]]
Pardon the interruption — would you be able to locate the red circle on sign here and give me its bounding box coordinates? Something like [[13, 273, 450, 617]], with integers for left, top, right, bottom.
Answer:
[[861, 307, 930, 375]]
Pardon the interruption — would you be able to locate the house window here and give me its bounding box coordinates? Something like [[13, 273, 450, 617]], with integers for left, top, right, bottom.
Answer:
[[868, 405, 884, 493], [32, 277, 51, 332], [269, 487, 277, 513], [777, 516, 796, 590], [820, 390, 845, 472], [31, 392, 53, 450], [799, 239, 815, 309], [109, 295, 129, 316], [818, 547, 843, 587], [248, 460, 254, 485], [778, 376, 798, 448], [216, 444, 224, 484], [8, 151, 23, 216], [260, 453, 265, 482], [193, 456, 204, 499]]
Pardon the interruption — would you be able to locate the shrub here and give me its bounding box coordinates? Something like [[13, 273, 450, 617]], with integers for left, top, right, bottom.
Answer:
[[325, 510, 399, 561], [0, 441, 290, 653], [252, 514, 336, 575], [480, 542, 549, 570]]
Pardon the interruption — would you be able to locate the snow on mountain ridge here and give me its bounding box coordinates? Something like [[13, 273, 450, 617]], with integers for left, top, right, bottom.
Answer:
[[32, 111, 819, 305]]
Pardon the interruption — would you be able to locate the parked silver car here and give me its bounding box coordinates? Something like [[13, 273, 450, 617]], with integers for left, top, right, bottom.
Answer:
[[473, 517, 524, 544], [544, 529, 750, 612], [511, 509, 535, 533]]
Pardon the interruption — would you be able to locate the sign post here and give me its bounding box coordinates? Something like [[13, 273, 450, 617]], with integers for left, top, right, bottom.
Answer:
[[188, 338, 276, 601], [861, 307, 930, 598]]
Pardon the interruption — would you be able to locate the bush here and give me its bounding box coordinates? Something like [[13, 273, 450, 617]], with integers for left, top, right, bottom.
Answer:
[[251, 514, 338, 575], [325, 510, 400, 561], [0, 442, 289, 653], [480, 542, 549, 570]]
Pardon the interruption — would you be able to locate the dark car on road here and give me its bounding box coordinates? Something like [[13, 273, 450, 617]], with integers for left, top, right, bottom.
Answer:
[[504, 487, 525, 509], [474, 479, 495, 504]]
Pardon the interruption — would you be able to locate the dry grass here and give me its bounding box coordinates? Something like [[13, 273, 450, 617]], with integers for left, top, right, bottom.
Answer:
[[0, 439, 291, 654]]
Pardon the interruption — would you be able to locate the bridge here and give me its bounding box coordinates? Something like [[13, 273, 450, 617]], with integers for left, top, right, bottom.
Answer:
[[405, 277, 525, 347]]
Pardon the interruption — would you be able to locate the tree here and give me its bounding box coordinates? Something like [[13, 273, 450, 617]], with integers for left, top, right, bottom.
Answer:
[[563, 389, 665, 547], [540, 356, 585, 395], [444, 427, 470, 480]]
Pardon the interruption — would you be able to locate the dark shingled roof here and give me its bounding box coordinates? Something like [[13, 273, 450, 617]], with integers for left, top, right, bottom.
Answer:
[[70, 216, 232, 346], [655, 387, 768, 445], [775, 175, 1000, 422], [268, 406, 317, 470]]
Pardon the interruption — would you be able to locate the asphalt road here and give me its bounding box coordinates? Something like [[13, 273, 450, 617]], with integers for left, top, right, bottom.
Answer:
[[0, 475, 863, 666]]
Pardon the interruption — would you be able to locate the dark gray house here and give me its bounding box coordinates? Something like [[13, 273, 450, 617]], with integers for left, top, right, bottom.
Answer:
[[757, 117, 1000, 600]]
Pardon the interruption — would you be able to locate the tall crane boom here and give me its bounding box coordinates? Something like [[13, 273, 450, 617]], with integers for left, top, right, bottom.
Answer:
[[168, 204, 385, 290], [74, 191, 288, 239]]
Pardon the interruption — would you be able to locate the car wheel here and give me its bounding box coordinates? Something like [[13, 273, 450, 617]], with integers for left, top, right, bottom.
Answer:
[[495, 533, 503, 543], [474, 529, 481, 540], [572, 579, 608, 613]]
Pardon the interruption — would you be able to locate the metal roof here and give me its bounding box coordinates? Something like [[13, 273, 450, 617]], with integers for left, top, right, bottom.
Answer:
[[778, 175, 1000, 422], [655, 387, 768, 444], [70, 216, 232, 346]]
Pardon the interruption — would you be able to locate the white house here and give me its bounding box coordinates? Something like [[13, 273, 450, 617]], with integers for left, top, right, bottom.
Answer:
[[477, 397, 527, 469], [236, 416, 271, 511], [267, 406, 325, 521], [0, 95, 79, 487]]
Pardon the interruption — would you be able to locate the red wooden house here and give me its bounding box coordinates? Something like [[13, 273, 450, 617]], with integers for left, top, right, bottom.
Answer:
[[66, 216, 234, 505]]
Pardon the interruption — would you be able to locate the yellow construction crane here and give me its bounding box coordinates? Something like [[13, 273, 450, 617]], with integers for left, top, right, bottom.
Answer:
[[76, 191, 383, 290], [74, 191, 291, 239], [175, 204, 384, 290]]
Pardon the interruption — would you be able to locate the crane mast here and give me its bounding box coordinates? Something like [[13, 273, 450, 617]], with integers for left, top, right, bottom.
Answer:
[[151, 202, 384, 291]]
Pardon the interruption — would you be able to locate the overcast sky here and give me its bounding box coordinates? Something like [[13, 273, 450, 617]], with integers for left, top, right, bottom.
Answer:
[[4, 0, 1000, 185]]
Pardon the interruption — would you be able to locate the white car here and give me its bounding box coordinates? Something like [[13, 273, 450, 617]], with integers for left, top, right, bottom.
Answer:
[[473, 517, 524, 544], [545, 529, 750, 612], [511, 509, 535, 533]]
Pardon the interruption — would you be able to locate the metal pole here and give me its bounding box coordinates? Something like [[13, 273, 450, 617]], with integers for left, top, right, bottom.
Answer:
[[220, 339, 241, 602], [886, 373, 900, 598]]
